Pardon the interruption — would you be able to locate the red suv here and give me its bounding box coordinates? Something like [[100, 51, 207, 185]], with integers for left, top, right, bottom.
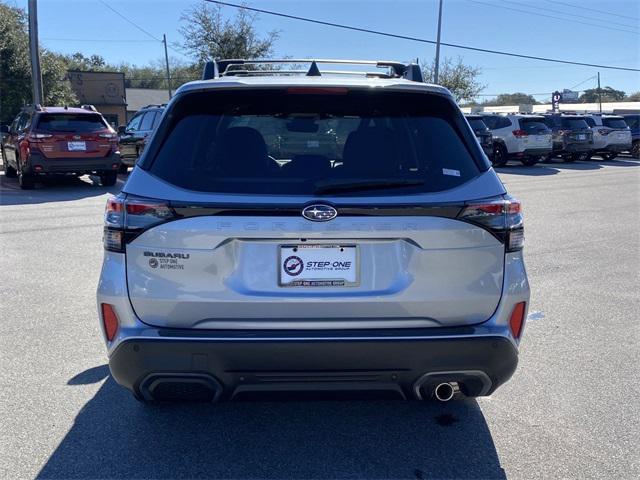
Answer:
[[0, 105, 121, 189]]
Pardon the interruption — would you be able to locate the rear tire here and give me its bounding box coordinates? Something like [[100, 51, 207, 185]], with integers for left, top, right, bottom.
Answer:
[[492, 144, 508, 167], [632, 140, 639, 159], [4, 162, 17, 178], [18, 166, 34, 189], [520, 157, 539, 166], [100, 171, 118, 186]]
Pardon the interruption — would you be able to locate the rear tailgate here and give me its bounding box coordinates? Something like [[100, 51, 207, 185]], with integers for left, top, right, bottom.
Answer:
[[34, 113, 112, 158], [122, 86, 508, 330]]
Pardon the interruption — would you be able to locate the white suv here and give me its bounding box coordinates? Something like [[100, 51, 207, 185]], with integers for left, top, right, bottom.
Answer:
[[97, 59, 530, 404], [584, 114, 632, 160], [481, 114, 552, 167]]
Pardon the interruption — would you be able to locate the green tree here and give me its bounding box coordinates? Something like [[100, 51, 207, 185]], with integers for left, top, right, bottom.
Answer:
[[0, 4, 76, 123], [624, 91, 640, 101], [65, 52, 108, 71], [421, 56, 485, 103], [482, 92, 539, 106], [178, 1, 279, 65], [579, 86, 626, 103]]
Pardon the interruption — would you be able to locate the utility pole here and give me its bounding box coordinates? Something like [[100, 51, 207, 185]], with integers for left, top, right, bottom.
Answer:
[[433, 0, 444, 84], [28, 0, 43, 105], [597, 71, 602, 113], [162, 34, 172, 99]]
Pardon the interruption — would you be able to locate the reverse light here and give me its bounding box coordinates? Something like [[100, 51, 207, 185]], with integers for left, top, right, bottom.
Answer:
[[100, 303, 119, 341], [509, 302, 527, 339]]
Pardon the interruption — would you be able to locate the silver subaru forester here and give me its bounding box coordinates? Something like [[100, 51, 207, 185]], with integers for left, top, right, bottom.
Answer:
[[97, 59, 530, 403]]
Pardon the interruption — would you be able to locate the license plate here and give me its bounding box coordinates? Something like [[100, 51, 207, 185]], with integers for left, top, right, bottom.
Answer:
[[67, 141, 86, 151], [577, 134, 586, 140], [279, 244, 358, 287]]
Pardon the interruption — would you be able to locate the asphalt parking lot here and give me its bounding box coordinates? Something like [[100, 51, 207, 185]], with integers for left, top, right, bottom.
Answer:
[[1, 157, 639, 479]]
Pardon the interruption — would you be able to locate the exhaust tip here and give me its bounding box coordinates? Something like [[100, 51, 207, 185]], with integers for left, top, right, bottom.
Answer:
[[434, 382, 456, 402]]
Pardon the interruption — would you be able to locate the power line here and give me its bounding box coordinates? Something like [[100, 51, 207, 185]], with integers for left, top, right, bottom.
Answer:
[[205, 0, 640, 72], [468, 0, 638, 35], [546, 0, 640, 21], [96, 0, 188, 57], [511, 0, 638, 30], [97, 0, 161, 42], [42, 37, 158, 43], [569, 76, 597, 91]]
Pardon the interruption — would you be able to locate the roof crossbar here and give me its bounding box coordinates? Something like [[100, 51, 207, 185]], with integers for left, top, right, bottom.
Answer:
[[202, 59, 424, 82]]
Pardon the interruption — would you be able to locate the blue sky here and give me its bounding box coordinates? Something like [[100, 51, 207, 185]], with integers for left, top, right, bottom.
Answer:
[[11, 0, 640, 101]]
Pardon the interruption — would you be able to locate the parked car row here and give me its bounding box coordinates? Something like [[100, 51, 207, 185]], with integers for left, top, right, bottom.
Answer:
[[465, 112, 637, 167]]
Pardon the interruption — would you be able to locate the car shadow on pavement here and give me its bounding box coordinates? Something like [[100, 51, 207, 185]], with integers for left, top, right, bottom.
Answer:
[[38, 371, 506, 480], [0, 172, 126, 206]]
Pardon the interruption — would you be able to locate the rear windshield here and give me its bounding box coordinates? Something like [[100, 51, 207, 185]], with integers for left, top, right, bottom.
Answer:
[[466, 117, 488, 131], [519, 118, 551, 134], [147, 89, 482, 196], [560, 118, 589, 130], [542, 117, 560, 128], [36, 113, 108, 133], [602, 117, 628, 129]]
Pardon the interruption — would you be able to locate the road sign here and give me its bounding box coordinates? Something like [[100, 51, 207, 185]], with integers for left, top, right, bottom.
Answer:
[[552, 91, 562, 112]]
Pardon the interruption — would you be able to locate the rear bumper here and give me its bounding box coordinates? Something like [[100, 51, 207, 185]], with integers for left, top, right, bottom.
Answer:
[[556, 142, 592, 153], [511, 147, 552, 157], [108, 331, 518, 401], [25, 151, 120, 174], [595, 143, 632, 153]]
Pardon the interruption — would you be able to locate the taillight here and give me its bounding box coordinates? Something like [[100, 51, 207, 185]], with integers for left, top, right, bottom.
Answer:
[[512, 129, 528, 137], [458, 196, 524, 252], [28, 132, 53, 142], [100, 303, 119, 341], [103, 194, 177, 252], [509, 302, 526, 339]]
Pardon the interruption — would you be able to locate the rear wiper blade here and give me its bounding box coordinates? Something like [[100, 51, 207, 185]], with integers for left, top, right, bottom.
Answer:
[[314, 178, 424, 194]]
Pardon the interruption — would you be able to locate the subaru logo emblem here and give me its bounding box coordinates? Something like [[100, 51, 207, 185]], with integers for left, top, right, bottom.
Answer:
[[302, 204, 338, 222]]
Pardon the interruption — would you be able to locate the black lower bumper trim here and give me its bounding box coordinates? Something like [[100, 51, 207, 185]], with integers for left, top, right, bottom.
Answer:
[[109, 336, 518, 401]]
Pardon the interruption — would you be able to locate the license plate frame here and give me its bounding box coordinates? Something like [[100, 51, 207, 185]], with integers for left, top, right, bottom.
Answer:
[[67, 141, 87, 151], [278, 244, 359, 287]]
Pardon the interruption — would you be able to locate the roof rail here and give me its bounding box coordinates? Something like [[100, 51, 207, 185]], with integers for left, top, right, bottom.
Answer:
[[202, 59, 424, 82], [140, 104, 166, 109], [81, 104, 97, 112]]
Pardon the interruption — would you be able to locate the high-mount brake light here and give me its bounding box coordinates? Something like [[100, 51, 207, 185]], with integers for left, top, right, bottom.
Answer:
[[286, 87, 349, 95], [103, 194, 176, 252], [458, 196, 524, 252]]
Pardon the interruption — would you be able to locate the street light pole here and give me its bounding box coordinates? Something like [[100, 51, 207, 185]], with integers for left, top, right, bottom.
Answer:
[[162, 34, 172, 99], [433, 0, 444, 84], [28, 0, 43, 105]]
